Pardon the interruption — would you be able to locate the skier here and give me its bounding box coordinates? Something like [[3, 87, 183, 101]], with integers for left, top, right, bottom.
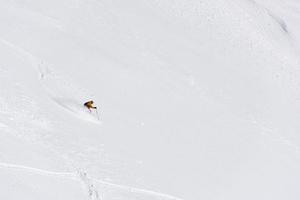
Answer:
[[84, 100, 97, 112]]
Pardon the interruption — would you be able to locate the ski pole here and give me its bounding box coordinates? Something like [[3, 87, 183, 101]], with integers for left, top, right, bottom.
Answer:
[[95, 108, 100, 120]]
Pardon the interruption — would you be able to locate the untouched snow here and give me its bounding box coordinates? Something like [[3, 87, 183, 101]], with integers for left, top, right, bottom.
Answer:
[[1, 0, 300, 199]]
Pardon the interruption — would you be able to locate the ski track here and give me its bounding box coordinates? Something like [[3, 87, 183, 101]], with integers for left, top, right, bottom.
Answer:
[[78, 170, 101, 200], [0, 161, 182, 200], [52, 98, 102, 124], [0, 162, 73, 178], [0, 31, 180, 200], [0, 37, 100, 124], [0, 38, 40, 69]]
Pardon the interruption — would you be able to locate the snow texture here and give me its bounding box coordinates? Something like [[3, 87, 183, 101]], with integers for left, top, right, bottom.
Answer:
[[1, 0, 300, 199]]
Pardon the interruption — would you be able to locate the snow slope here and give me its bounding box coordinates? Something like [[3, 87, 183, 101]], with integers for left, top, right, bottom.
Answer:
[[1, 0, 300, 199]]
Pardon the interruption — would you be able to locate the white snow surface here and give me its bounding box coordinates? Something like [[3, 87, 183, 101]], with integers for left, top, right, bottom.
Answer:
[[1, 0, 300, 199]]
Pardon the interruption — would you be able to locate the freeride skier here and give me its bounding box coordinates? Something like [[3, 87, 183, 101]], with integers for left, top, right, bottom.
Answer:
[[84, 100, 97, 112]]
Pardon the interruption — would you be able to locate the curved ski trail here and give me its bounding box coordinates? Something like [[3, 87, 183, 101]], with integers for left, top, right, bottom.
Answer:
[[0, 161, 182, 200]]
